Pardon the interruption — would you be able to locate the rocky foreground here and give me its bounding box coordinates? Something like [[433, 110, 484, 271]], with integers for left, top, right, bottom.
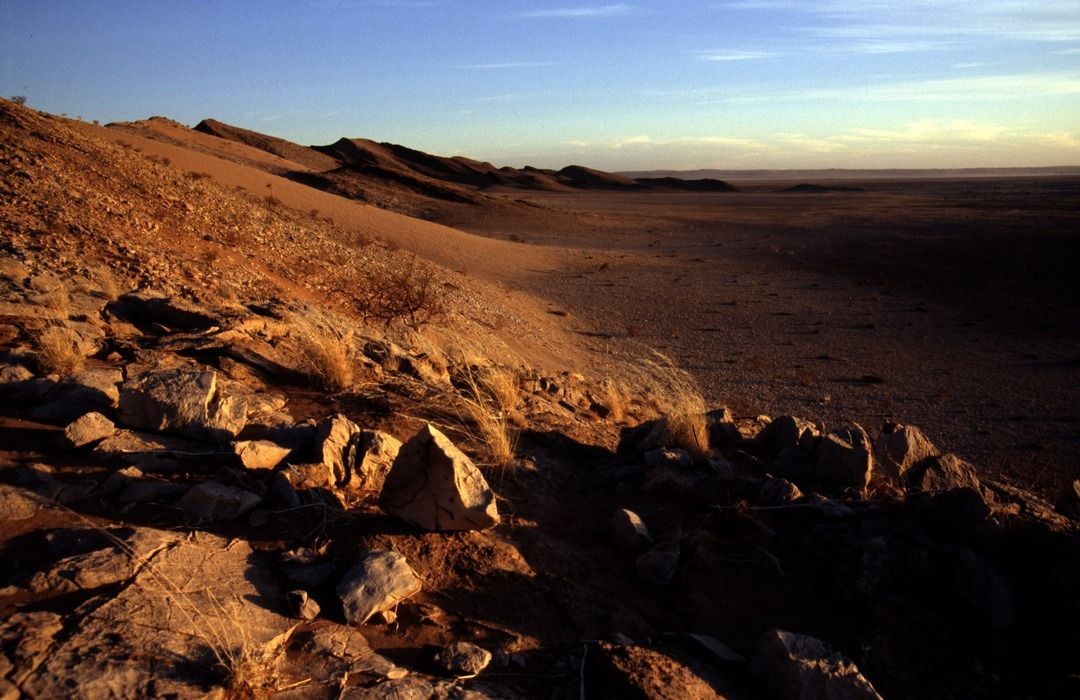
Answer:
[[1, 98, 1079, 698]]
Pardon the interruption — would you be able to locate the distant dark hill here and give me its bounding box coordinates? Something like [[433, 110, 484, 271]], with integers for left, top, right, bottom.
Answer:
[[189, 119, 739, 211], [781, 183, 866, 194]]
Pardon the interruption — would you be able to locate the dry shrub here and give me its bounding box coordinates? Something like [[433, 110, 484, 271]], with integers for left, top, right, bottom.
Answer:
[[32, 324, 85, 376], [285, 315, 355, 392], [639, 352, 708, 456], [353, 254, 446, 330], [95, 266, 122, 301], [603, 379, 627, 423], [454, 363, 520, 469]]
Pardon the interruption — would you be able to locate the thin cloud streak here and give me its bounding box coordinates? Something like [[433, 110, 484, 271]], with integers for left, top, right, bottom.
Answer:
[[459, 61, 556, 69], [521, 4, 633, 18], [697, 49, 781, 61]]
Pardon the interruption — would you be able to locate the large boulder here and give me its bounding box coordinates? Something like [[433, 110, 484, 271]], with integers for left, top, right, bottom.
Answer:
[[314, 415, 402, 491], [118, 368, 247, 442], [337, 550, 423, 625], [750, 629, 883, 700], [314, 413, 361, 485], [907, 453, 981, 493], [379, 424, 499, 531]]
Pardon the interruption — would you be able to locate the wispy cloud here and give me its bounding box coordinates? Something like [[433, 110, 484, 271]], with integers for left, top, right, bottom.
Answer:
[[724, 1, 1080, 45], [521, 4, 633, 18], [697, 49, 781, 61], [459, 61, 556, 69]]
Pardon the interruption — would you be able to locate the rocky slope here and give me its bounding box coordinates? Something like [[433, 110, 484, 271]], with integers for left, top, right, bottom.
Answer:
[[1, 98, 1079, 699]]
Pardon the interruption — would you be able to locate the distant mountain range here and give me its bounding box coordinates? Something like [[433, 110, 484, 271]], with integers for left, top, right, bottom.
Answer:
[[620, 166, 1080, 181], [193, 119, 736, 198]]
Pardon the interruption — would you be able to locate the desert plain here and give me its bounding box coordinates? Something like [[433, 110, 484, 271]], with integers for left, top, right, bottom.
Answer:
[[1, 98, 1079, 699]]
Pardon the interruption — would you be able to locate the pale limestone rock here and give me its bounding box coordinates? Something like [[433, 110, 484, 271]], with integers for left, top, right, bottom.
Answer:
[[379, 424, 499, 532]]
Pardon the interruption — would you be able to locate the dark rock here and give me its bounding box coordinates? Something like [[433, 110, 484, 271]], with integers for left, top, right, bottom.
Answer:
[[337, 550, 423, 625], [750, 629, 883, 700], [760, 477, 803, 506], [118, 368, 247, 443], [175, 481, 262, 523], [635, 541, 680, 586], [434, 640, 492, 678], [908, 453, 980, 493], [60, 411, 115, 449], [286, 590, 321, 621], [952, 549, 1018, 629], [874, 422, 938, 480], [611, 508, 653, 550]]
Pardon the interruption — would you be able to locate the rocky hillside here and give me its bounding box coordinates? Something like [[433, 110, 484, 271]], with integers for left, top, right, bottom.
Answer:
[[1, 98, 1079, 699]]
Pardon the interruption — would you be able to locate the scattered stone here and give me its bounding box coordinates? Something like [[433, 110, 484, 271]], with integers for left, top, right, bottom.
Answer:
[[117, 479, 188, 504], [379, 423, 499, 532], [303, 625, 407, 682], [175, 480, 262, 523], [750, 629, 883, 700], [314, 413, 361, 484], [635, 541, 680, 586], [591, 641, 742, 699], [644, 447, 693, 469], [337, 550, 423, 625], [953, 549, 1017, 629], [758, 415, 819, 455], [908, 453, 981, 493], [814, 425, 874, 490], [760, 477, 803, 506], [705, 457, 735, 479], [805, 493, 856, 519], [233, 439, 291, 470], [0, 483, 41, 520], [435, 641, 493, 678], [348, 430, 403, 492], [29, 367, 123, 422], [286, 590, 321, 621], [874, 422, 939, 480], [752, 546, 785, 578], [93, 428, 219, 472], [118, 368, 247, 442], [611, 508, 653, 550], [60, 411, 115, 449]]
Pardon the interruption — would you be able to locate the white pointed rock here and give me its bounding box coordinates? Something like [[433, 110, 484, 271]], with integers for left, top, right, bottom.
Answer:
[[379, 424, 499, 532]]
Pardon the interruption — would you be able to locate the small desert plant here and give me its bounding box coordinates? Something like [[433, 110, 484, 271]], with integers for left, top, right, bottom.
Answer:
[[638, 352, 708, 456], [94, 266, 122, 301], [352, 254, 446, 330], [31, 324, 84, 376], [285, 315, 355, 392], [10, 95, 26, 106], [602, 379, 627, 423], [446, 353, 520, 471]]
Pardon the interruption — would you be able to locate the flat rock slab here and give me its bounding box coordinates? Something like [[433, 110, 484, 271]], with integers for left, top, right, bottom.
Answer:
[[27, 528, 172, 595], [379, 423, 499, 532], [590, 642, 742, 699], [337, 550, 423, 625], [176, 480, 262, 523], [19, 530, 296, 699], [94, 429, 224, 472], [234, 439, 291, 470], [0, 483, 42, 520]]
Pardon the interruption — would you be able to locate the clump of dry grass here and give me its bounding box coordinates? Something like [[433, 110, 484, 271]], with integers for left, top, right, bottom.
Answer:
[[601, 379, 628, 423], [456, 362, 520, 469], [31, 324, 85, 376], [95, 266, 122, 301], [284, 314, 356, 392], [638, 352, 709, 456]]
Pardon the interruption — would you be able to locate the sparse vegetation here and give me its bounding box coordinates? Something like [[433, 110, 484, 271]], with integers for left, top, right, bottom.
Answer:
[[352, 254, 446, 330], [284, 314, 356, 392], [639, 352, 708, 456], [31, 324, 84, 376], [10, 95, 26, 106], [94, 266, 122, 301]]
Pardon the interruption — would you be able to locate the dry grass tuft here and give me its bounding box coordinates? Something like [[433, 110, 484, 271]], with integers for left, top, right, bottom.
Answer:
[[638, 352, 709, 456], [602, 379, 628, 423], [455, 363, 520, 469], [31, 324, 85, 376], [38, 281, 71, 320], [284, 314, 356, 392], [95, 266, 122, 301]]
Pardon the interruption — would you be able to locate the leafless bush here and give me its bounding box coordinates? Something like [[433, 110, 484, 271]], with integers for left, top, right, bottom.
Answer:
[[351, 255, 446, 330], [32, 324, 85, 376]]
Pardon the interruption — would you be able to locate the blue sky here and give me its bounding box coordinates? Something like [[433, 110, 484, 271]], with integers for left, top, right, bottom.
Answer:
[[2, 1, 1078, 169]]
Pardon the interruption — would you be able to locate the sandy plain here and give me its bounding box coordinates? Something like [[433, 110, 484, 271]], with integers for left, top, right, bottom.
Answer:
[[456, 178, 1080, 497]]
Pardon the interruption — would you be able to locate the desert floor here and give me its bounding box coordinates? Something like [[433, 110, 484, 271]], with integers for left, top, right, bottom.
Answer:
[[454, 178, 1080, 497]]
